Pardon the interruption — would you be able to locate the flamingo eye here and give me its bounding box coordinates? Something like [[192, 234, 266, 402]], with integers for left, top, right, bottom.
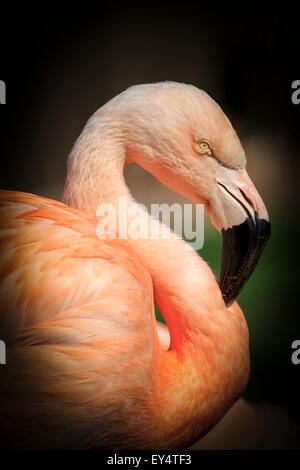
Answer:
[[199, 141, 211, 154]]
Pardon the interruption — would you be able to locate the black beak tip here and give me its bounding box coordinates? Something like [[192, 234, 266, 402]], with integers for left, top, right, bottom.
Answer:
[[220, 214, 270, 306]]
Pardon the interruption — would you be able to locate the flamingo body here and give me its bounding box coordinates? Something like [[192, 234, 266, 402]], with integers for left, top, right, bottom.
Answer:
[[0, 190, 248, 449], [0, 190, 164, 448]]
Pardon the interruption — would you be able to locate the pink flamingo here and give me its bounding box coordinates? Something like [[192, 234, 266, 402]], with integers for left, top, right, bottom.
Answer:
[[0, 82, 270, 449]]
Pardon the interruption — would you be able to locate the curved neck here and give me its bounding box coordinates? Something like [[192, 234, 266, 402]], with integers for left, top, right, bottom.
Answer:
[[63, 130, 250, 447], [63, 131, 224, 350]]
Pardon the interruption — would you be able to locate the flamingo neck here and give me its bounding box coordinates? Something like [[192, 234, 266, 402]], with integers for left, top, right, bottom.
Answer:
[[63, 131, 250, 447], [63, 130, 218, 351]]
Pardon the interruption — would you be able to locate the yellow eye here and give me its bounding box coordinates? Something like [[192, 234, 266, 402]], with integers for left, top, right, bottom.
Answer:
[[199, 141, 211, 153]]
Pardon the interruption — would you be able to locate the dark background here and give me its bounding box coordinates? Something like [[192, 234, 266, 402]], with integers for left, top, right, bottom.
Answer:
[[0, 3, 299, 449]]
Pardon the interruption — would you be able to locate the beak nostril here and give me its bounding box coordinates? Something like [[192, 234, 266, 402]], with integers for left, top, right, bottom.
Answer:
[[239, 188, 255, 210], [217, 181, 252, 219]]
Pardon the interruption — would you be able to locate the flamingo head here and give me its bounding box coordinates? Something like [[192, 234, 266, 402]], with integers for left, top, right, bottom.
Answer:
[[91, 82, 271, 305]]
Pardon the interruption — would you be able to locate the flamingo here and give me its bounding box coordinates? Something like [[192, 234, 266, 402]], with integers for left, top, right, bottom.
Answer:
[[0, 82, 270, 449]]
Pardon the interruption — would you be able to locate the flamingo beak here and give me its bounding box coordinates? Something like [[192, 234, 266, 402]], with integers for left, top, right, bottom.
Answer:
[[210, 168, 271, 306]]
